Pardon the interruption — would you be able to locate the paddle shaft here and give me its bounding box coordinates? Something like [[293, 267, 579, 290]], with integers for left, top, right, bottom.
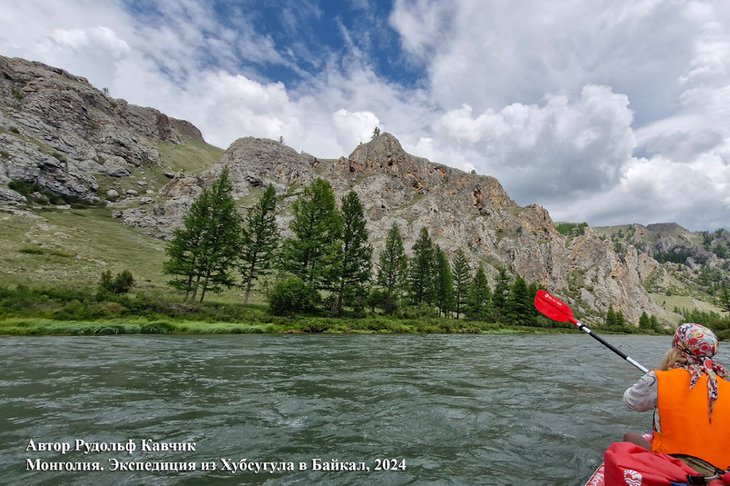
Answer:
[[572, 319, 649, 373]]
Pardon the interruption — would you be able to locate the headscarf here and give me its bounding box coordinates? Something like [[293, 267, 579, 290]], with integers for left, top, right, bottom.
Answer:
[[672, 323, 728, 420]]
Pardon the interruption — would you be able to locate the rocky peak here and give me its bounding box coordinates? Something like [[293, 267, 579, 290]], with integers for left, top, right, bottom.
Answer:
[[120, 131, 667, 323], [221, 136, 317, 195], [348, 132, 406, 166], [646, 223, 686, 233]]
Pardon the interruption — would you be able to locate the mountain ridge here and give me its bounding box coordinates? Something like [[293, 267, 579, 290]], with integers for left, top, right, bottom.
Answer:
[[1, 55, 727, 324]]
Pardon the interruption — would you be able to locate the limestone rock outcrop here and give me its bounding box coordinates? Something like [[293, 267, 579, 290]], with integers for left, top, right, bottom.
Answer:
[[121, 133, 667, 322], [0, 55, 204, 203]]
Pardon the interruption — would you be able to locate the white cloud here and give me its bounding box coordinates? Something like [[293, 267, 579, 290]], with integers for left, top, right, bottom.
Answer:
[[199, 72, 294, 147], [35, 26, 131, 91], [426, 85, 636, 203], [332, 109, 381, 150], [557, 154, 730, 230], [2, 0, 730, 230]]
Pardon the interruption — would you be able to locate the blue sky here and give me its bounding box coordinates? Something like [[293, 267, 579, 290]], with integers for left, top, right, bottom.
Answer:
[[1, 0, 730, 231]]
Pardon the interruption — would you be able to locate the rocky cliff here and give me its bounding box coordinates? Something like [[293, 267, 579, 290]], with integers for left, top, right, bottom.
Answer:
[[4, 55, 717, 324], [0, 55, 204, 204], [119, 133, 666, 323]]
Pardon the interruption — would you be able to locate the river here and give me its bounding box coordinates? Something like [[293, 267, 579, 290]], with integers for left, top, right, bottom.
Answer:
[[0, 333, 699, 485]]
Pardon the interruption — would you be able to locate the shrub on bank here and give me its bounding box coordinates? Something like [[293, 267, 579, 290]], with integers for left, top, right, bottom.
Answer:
[[267, 277, 320, 316]]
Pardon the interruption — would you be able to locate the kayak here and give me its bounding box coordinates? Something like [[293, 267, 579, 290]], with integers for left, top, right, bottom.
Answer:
[[585, 434, 652, 486], [584, 438, 730, 486], [584, 463, 607, 486]]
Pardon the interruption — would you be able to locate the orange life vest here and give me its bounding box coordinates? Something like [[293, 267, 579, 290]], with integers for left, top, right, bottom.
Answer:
[[652, 368, 730, 469]]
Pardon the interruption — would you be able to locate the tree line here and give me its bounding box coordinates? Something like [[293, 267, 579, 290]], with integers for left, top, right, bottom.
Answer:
[[162, 169, 573, 326]]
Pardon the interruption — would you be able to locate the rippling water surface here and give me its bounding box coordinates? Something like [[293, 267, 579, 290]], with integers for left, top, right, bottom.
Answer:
[[0, 333, 693, 485]]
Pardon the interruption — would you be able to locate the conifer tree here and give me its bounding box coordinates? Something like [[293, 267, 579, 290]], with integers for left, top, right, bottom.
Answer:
[[240, 184, 279, 305], [451, 249, 471, 319], [639, 311, 651, 329], [334, 191, 372, 315], [164, 188, 210, 301], [280, 179, 342, 293], [508, 275, 532, 325], [467, 263, 491, 320], [193, 169, 242, 302], [408, 227, 435, 305], [164, 168, 242, 302], [377, 223, 408, 314], [112, 270, 135, 294], [492, 267, 511, 320], [606, 306, 616, 327], [606, 305, 626, 328], [433, 246, 454, 317], [98, 270, 114, 295]]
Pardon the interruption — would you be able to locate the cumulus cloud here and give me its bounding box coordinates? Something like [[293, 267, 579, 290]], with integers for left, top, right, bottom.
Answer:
[[195, 72, 295, 148], [332, 109, 381, 151], [36, 26, 131, 91], [425, 85, 636, 202], [2, 0, 730, 230], [389, 0, 701, 123]]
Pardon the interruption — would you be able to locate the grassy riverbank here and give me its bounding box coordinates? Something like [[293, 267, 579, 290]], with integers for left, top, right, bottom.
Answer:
[[0, 284, 695, 337], [0, 316, 575, 336], [0, 285, 589, 336], [6, 281, 679, 337]]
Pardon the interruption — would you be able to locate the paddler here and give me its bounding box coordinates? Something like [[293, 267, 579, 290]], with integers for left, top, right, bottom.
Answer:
[[622, 323, 730, 476]]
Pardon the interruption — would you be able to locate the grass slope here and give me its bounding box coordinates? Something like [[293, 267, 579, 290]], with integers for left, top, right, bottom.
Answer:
[[158, 136, 225, 174], [0, 207, 167, 292]]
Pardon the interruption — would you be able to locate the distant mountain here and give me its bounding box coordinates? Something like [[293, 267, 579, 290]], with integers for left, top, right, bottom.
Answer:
[[2, 55, 728, 325], [593, 223, 729, 302]]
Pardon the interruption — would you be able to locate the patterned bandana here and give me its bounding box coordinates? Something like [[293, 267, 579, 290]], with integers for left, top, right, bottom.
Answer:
[[672, 323, 728, 420]]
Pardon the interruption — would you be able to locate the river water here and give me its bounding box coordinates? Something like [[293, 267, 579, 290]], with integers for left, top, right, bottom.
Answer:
[[0, 333, 710, 485]]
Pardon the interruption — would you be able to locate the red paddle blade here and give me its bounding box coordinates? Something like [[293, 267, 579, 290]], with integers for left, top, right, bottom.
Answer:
[[534, 290, 578, 324]]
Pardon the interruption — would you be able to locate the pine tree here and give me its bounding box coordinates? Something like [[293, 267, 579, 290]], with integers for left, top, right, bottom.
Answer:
[[527, 282, 539, 322], [467, 263, 491, 320], [164, 187, 211, 301], [606, 306, 626, 328], [164, 168, 242, 302], [492, 267, 511, 321], [98, 270, 114, 295], [192, 169, 242, 302], [639, 311, 651, 329], [408, 227, 434, 305], [451, 248, 471, 319], [112, 270, 134, 294], [334, 191, 372, 315], [376, 223, 408, 314], [606, 306, 616, 327], [280, 179, 342, 293], [433, 246, 454, 317], [240, 184, 279, 305], [508, 275, 532, 325]]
